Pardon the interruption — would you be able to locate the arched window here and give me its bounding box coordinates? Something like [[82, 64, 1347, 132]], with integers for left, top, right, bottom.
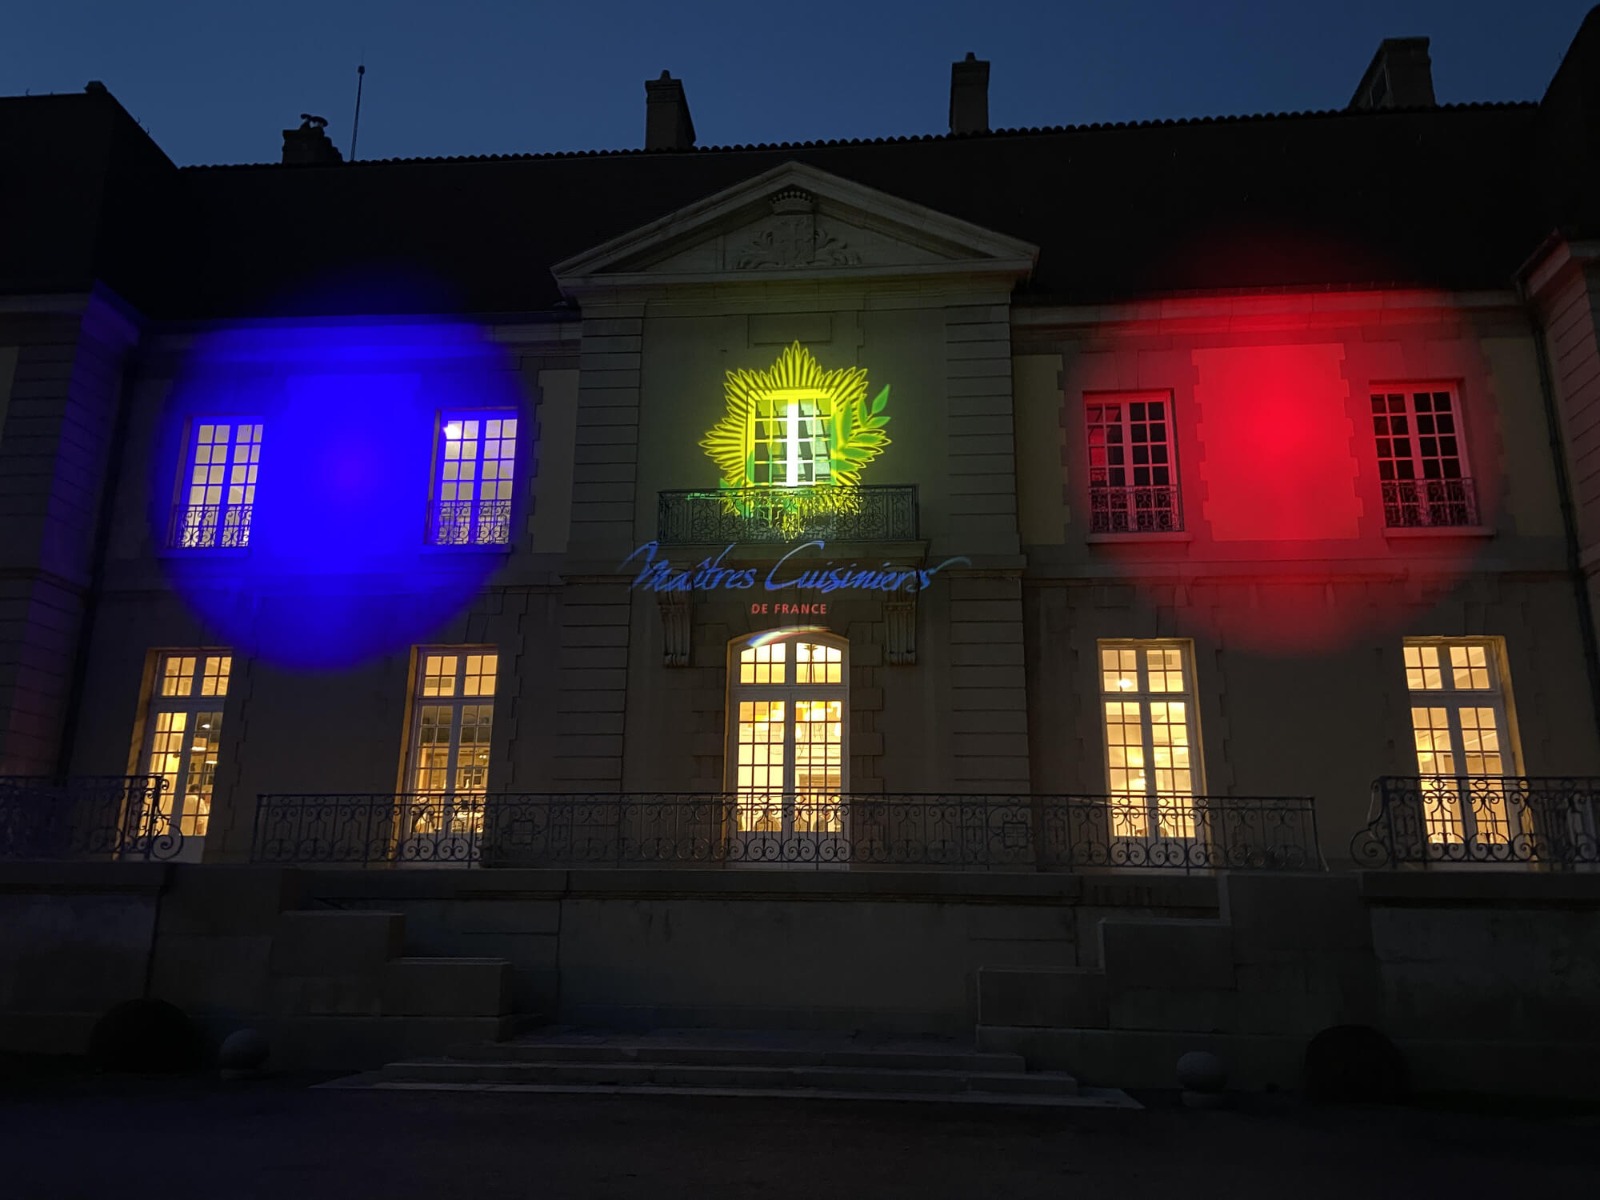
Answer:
[[727, 630, 848, 857]]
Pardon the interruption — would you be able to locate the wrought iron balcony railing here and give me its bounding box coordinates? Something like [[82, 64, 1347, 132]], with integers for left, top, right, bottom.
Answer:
[[429, 498, 512, 546], [657, 486, 918, 545], [0, 776, 177, 862], [1380, 478, 1480, 529], [250, 791, 1321, 872], [1352, 775, 1600, 868], [1089, 484, 1183, 534], [170, 503, 253, 549]]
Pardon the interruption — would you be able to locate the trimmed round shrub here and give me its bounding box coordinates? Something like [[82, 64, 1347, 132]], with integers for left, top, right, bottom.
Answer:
[[1304, 1024, 1408, 1103], [88, 999, 204, 1074]]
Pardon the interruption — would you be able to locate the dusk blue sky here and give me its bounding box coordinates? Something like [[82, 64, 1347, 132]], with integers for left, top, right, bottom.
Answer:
[[3, 1, 1595, 166]]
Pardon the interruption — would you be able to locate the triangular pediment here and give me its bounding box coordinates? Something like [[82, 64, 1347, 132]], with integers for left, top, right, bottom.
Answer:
[[552, 162, 1037, 293]]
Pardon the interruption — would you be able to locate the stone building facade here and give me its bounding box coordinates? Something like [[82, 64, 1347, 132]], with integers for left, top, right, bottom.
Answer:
[[3, 17, 1600, 1090]]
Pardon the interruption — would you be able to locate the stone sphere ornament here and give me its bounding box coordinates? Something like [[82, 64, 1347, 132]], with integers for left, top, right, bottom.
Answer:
[[1176, 1049, 1229, 1108], [218, 1028, 270, 1078]]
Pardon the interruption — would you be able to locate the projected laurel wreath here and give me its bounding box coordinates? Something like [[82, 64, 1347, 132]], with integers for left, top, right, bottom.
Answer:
[[699, 342, 891, 535]]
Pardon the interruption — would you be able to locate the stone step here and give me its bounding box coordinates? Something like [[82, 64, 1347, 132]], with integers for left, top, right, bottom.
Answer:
[[444, 1039, 1028, 1074], [371, 1058, 1082, 1097]]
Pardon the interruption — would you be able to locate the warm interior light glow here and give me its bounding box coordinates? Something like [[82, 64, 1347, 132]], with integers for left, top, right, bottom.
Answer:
[[443, 421, 463, 440]]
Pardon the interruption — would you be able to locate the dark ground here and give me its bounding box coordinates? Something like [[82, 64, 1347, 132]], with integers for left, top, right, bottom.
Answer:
[[1, 1064, 1597, 1200]]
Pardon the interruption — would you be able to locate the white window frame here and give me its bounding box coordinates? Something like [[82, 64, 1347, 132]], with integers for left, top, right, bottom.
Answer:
[[400, 648, 499, 860], [430, 410, 518, 546], [1370, 384, 1477, 528], [725, 631, 849, 863], [751, 390, 833, 488], [1097, 639, 1203, 843], [1084, 391, 1181, 533], [137, 650, 233, 847], [173, 420, 262, 548], [1402, 637, 1525, 851]]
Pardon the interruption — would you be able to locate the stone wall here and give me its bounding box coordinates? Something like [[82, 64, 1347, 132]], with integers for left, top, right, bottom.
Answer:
[[0, 862, 165, 1053], [977, 869, 1600, 1098]]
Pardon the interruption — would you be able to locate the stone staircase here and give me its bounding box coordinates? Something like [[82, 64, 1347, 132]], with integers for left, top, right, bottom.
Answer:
[[329, 1029, 1132, 1107], [266, 910, 514, 1068]]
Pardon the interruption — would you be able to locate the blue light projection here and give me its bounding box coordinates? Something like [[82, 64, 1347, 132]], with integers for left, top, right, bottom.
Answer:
[[154, 320, 525, 670]]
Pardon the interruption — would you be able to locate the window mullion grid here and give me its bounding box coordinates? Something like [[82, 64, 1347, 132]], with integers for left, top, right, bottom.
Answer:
[[445, 659, 469, 821], [1437, 688, 1478, 844], [1412, 392, 1447, 528], [1134, 652, 1161, 833], [1119, 408, 1140, 529], [157, 674, 199, 830], [781, 643, 798, 829]]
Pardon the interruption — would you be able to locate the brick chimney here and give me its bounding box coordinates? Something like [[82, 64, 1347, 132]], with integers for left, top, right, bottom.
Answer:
[[949, 52, 990, 134], [282, 114, 343, 165], [1348, 38, 1437, 110], [645, 71, 696, 151]]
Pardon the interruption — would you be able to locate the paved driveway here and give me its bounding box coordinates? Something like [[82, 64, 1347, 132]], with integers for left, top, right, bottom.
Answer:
[[1, 1073, 1595, 1200]]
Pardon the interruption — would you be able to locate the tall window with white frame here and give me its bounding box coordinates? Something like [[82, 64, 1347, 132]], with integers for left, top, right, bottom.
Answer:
[[727, 633, 847, 859], [431, 412, 517, 545], [1085, 392, 1181, 533], [1371, 386, 1478, 528], [752, 392, 832, 487], [1403, 638, 1520, 849], [174, 421, 261, 547], [1098, 641, 1200, 842], [139, 651, 232, 842], [401, 649, 497, 859]]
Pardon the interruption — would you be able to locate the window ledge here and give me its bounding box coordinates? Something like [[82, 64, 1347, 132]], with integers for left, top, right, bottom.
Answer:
[[1087, 531, 1194, 545], [157, 544, 251, 557], [1381, 525, 1493, 540], [421, 543, 515, 556]]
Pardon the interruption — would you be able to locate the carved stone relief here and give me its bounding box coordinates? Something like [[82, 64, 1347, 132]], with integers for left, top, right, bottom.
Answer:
[[886, 594, 917, 666], [658, 591, 692, 667], [733, 188, 861, 270]]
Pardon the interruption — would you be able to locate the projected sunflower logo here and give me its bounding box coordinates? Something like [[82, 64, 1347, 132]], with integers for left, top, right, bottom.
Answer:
[[700, 343, 891, 535]]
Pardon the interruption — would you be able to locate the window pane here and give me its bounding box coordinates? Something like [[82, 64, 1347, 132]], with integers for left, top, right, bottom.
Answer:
[[1086, 394, 1180, 533], [1373, 389, 1473, 528], [433, 411, 517, 545], [1098, 642, 1201, 839], [178, 421, 260, 548]]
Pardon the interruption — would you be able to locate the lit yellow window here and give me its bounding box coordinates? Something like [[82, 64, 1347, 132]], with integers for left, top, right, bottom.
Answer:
[[140, 650, 233, 838], [1098, 641, 1201, 840], [1401, 638, 1519, 846], [728, 634, 848, 839], [403, 649, 498, 844]]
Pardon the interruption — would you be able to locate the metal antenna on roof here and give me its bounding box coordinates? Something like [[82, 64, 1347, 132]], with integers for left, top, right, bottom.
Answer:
[[349, 60, 366, 161]]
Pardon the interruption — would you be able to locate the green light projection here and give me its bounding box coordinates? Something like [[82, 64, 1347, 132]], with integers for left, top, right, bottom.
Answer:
[[699, 342, 891, 534]]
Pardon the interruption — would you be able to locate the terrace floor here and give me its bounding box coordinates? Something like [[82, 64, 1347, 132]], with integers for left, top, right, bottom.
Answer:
[[2, 1061, 1596, 1200]]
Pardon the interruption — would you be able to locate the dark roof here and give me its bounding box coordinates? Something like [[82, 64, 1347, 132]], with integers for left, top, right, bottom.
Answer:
[[170, 103, 1551, 318], [5, 7, 1600, 324]]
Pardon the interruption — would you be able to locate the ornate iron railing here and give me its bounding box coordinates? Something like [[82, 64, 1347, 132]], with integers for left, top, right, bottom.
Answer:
[[250, 792, 1322, 872], [429, 499, 512, 546], [657, 486, 918, 544], [1089, 484, 1183, 534], [170, 503, 253, 549], [1352, 776, 1600, 868], [1380, 478, 1480, 529], [0, 776, 178, 862]]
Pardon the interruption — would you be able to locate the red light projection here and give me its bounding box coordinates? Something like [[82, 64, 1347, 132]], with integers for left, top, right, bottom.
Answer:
[[1194, 344, 1361, 543], [1088, 291, 1500, 653]]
